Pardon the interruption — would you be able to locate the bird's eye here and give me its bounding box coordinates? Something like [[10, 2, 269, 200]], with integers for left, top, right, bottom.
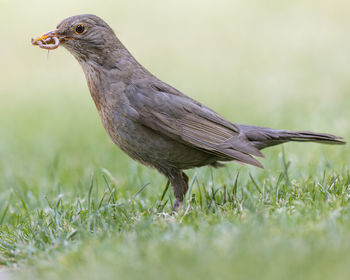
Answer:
[[74, 24, 86, 34]]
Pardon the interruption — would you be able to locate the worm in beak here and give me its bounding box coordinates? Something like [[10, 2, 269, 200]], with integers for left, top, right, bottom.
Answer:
[[31, 31, 66, 50]]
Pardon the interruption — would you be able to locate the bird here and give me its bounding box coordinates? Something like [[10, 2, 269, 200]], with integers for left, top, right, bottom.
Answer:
[[32, 14, 345, 209]]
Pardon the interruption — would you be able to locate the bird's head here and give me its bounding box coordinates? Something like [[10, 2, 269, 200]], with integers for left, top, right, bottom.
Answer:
[[32, 14, 121, 66]]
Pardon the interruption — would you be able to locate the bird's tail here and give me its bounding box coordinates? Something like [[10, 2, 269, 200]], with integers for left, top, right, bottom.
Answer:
[[237, 124, 346, 150]]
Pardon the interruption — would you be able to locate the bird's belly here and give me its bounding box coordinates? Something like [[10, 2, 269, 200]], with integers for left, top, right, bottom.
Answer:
[[102, 112, 216, 169]]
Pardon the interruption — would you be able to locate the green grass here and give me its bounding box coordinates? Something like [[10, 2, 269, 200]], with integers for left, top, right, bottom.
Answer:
[[1, 0, 350, 279], [0, 96, 349, 280]]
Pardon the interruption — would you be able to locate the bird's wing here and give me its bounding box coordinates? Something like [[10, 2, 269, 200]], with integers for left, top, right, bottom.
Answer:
[[125, 82, 264, 168]]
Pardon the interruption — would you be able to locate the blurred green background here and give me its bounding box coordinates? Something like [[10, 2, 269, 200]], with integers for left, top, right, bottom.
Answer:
[[1, 0, 349, 178], [0, 0, 349, 279]]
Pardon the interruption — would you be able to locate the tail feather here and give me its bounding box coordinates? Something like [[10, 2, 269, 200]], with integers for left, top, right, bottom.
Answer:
[[237, 124, 346, 150]]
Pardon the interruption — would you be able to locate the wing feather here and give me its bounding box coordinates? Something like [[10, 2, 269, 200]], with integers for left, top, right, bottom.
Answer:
[[125, 82, 264, 168]]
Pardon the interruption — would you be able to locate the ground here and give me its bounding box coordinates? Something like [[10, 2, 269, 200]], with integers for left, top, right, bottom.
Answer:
[[0, 0, 349, 279]]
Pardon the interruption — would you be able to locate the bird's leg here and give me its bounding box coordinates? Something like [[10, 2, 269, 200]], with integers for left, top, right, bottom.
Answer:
[[166, 170, 189, 211]]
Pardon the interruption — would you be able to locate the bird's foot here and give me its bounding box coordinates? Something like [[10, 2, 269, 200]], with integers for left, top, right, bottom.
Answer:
[[170, 199, 183, 215], [173, 199, 183, 210]]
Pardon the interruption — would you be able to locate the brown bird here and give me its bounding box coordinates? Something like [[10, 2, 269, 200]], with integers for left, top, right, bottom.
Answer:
[[32, 14, 345, 209]]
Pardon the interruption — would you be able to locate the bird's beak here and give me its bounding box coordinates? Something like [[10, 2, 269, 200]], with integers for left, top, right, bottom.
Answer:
[[31, 30, 70, 50]]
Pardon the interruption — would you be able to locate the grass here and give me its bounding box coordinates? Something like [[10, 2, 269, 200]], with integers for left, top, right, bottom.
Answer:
[[1, 0, 350, 279], [0, 98, 349, 280]]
